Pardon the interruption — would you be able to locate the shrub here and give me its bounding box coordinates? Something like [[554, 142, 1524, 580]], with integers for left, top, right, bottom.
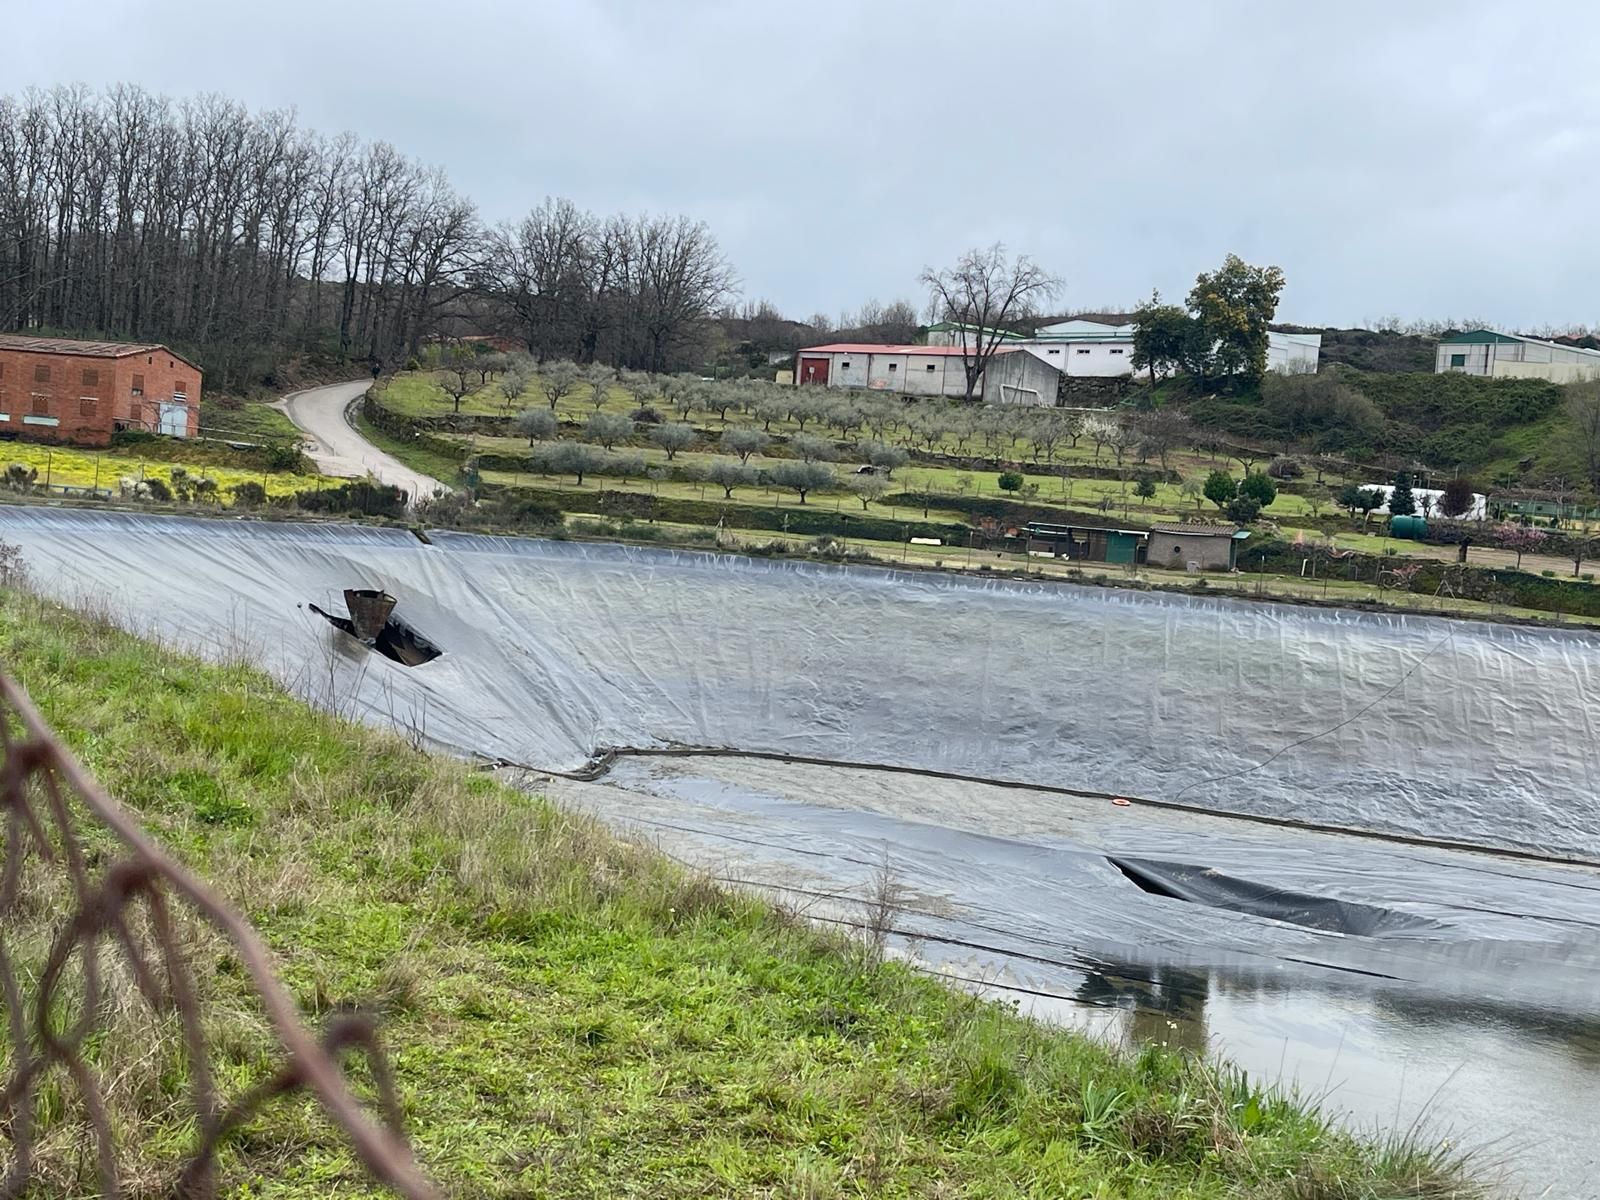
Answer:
[[1225, 495, 1262, 524], [1267, 456, 1304, 480], [291, 478, 408, 518], [997, 471, 1024, 493], [405, 356, 421, 372], [143, 477, 173, 502], [1238, 471, 1278, 508], [263, 444, 304, 472], [1203, 469, 1237, 509]]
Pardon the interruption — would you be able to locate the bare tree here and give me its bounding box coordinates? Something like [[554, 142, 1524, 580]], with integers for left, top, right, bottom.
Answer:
[[440, 346, 477, 413], [920, 244, 1061, 400], [1567, 381, 1600, 490]]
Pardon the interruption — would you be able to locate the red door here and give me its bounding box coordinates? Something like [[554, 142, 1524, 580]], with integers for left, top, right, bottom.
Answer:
[[799, 356, 830, 385]]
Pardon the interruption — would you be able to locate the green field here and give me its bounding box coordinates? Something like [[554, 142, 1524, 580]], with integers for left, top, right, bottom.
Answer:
[[0, 440, 340, 498], [0, 583, 1479, 1198]]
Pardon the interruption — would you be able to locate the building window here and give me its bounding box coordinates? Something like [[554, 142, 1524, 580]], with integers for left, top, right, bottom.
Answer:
[[82, 367, 98, 387], [1110, 348, 1125, 355], [888, 363, 897, 372], [1076, 348, 1091, 355], [175, 380, 189, 397], [840, 361, 850, 369], [79, 397, 97, 416], [33, 364, 50, 384], [31, 397, 48, 416], [1449, 353, 1467, 368], [132, 374, 144, 396], [925, 364, 937, 372], [1047, 349, 1060, 355]]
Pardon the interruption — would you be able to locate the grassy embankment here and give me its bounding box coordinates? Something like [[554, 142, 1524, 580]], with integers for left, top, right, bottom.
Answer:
[[0, 583, 1480, 1198]]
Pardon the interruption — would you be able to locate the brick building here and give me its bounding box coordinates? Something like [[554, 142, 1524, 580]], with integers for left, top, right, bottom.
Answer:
[[0, 335, 202, 447]]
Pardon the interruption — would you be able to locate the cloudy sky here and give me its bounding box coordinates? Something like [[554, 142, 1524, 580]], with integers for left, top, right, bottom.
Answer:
[[12, 0, 1600, 329]]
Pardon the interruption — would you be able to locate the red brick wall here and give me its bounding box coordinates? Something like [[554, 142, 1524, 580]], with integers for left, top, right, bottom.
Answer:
[[0, 346, 201, 447], [112, 350, 202, 438]]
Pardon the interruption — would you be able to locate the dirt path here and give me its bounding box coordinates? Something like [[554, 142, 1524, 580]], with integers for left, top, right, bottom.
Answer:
[[274, 380, 449, 502]]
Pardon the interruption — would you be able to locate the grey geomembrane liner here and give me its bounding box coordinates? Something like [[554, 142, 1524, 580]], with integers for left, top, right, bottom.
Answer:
[[4, 507, 1597, 860]]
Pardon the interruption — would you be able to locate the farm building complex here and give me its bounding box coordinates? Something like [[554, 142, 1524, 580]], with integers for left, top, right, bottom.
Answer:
[[794, 320, 1321, 403], [0, 335, 201, 446], [1435, 329, 1600, 382]]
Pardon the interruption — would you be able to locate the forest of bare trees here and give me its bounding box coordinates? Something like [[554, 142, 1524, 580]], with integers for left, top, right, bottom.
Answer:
[[479, 197, 737, 371], [0, 86, 742, 387]]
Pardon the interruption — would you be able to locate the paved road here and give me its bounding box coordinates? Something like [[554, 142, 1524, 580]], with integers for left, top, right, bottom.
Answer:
[[275, 380, 449, 503]]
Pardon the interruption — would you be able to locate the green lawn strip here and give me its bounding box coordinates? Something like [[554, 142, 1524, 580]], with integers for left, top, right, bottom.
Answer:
[[352, 407, 465, 484], [0, 586, 1477, 1198], [199, 397, 302, 442]]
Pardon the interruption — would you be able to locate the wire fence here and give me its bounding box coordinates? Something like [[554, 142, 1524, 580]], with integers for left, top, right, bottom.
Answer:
[[0, 671, 437, 1199]]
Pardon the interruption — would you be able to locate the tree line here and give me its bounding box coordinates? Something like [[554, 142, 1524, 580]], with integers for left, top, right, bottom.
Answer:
[[0, 85, 738, 387]]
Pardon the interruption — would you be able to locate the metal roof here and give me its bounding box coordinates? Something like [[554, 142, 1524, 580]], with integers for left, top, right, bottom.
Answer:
[[1437, 329, 1524, 345], [0, 334, 202, 371], [798, 343, 1019, 358], [1150, 522, 1240, 537]]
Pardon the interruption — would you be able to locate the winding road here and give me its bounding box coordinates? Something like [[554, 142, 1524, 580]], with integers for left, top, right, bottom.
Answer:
[[274, 380, 449, 502]]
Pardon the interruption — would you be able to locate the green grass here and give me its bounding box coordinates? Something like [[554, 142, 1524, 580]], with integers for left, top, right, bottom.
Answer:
[[0, 440, 339, 498], [351, 408, 464, 485], [0, 585, 1482, 1198], [199, 396, 302, 442]]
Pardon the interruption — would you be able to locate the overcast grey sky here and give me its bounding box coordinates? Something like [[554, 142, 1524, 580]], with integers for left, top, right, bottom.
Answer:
[[12, 0, 1600, 328]]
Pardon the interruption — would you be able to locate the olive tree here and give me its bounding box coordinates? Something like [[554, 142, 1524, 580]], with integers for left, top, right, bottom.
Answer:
[[849, 474, 890, 510], [583, 363, 613, 410], [789, 433, 837, 462], [538, 360, 582, 411], [721, 427, 770, 463], [514, 408, 559, 444], [650, 422, 697, 460], [585, 412, 634, 450], [704, 459, 757, 499], [534, 440, 605, 484], [860, 440, 908, 478], [769, 460, 835, 504]]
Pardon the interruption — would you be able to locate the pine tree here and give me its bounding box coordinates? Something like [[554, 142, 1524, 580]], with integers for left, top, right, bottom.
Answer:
[[1389, 472, 1417, 517]]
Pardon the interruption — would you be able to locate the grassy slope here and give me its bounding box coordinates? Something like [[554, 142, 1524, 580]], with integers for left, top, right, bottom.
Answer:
[[0, 586, 1475, 1199], [199, 396, 303, 442]]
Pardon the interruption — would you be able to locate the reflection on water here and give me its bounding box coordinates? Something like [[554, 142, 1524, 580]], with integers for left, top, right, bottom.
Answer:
[[1018, 957, 1600, 1197], [549, 757, 1600, 1199]]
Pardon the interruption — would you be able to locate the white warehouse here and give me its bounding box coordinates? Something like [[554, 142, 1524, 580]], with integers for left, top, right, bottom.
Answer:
[[1017, 319, 1322, 378], [793, 342, 1065, 405], [1436, 330, 1600, 383]]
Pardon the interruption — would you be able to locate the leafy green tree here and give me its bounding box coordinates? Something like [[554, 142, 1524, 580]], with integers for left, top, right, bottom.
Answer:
[[1388, 472, 1417, 517], [650, 422, 696, 460], [1238, 471, 1277, 508], [1337, 483, 1365, 517], [1130, 290, 1195, 382], [721, 427, 771, 463], [1134, 475, 1158, 506], [997, 470, 1025, 493], [1203, 469, 1237, 509], [1225, 495, 1262, 524], [1187, 254, 1286, 384], [1355, 487, 1385, 525]]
